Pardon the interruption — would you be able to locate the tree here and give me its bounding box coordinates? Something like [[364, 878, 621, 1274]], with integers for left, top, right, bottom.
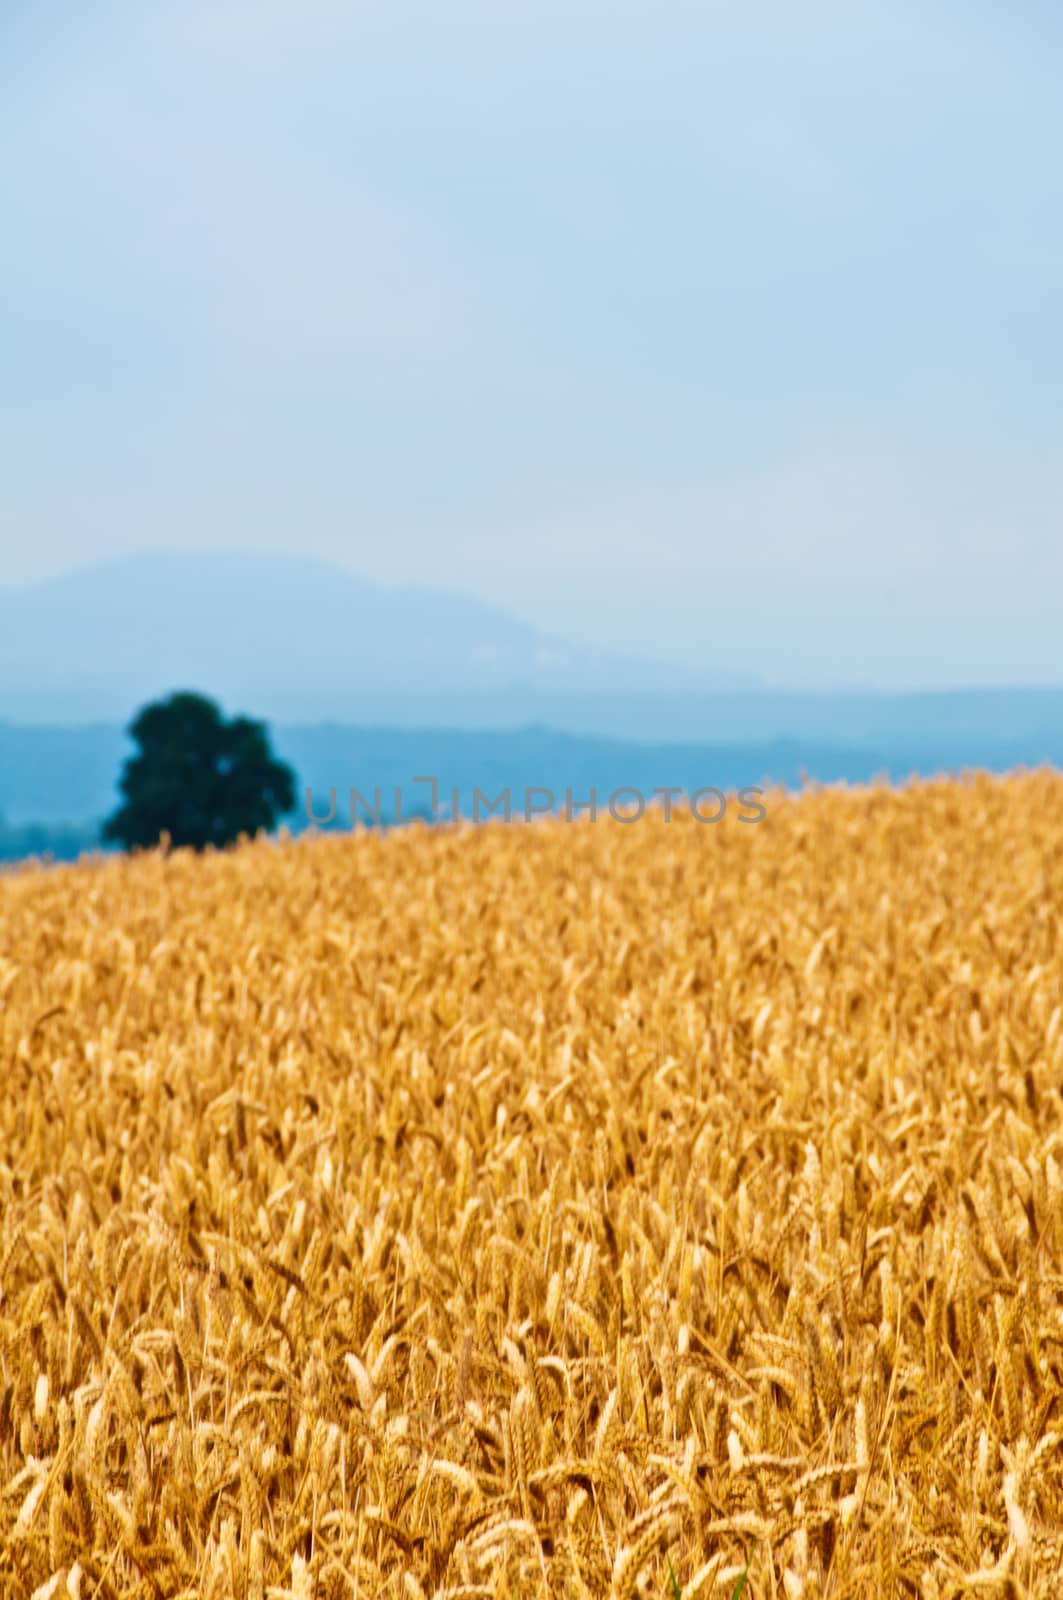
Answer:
[[102, 691, 296, 852]]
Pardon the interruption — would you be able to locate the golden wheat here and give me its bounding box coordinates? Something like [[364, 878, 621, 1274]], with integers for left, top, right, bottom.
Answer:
[[3, 772, 1063, 1597]]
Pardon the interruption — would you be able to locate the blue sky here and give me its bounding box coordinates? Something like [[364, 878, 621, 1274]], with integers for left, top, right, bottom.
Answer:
[[2, 1, 1061, 687]]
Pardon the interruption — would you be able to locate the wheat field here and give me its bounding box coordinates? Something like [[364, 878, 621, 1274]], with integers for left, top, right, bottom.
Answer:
[[3, 773, 1063, 1599]]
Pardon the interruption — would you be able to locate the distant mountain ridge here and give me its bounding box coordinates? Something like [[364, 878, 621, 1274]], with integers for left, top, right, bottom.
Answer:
[[0, 553, 756, 722]]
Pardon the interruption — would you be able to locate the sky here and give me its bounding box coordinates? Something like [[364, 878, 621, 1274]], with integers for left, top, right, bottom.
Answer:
[[2, 1, 1061, 688]]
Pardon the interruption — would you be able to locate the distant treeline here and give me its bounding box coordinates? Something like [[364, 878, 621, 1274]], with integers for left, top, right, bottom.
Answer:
[[0, 813, 107, 864], [8, 717, 1063, 830], [0, 804, 436, 867]]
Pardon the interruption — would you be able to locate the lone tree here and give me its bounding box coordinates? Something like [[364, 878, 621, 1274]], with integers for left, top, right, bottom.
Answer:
[[103, 691, 296, 852]]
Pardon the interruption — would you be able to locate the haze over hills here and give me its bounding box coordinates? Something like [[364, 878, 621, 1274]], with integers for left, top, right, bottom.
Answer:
[[5, 552, 1063, 732], [0, 554, 759, 724]]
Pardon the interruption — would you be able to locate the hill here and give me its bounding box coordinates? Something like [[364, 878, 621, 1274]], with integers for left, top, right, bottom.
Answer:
[[0, 553, 751, 723]]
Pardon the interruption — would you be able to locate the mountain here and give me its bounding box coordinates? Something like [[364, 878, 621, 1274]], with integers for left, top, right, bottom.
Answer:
[[0, 553, 756, 723]]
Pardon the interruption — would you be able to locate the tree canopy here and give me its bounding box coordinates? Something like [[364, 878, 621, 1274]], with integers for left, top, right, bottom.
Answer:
[[102, 691, 296, 852]]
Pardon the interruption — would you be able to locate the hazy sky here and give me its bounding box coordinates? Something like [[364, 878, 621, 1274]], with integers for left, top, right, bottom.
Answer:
[[2, 1, 1061, 687]]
